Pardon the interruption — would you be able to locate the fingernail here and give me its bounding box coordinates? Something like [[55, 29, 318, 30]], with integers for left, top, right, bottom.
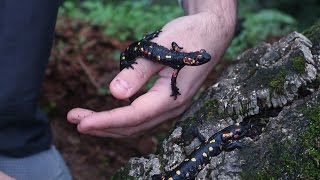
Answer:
[[114, 78, 131, 95]]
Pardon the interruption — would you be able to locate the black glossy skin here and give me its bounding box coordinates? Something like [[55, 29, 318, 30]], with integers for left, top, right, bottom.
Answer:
[[152, 123, 252, 180], [120, 30, 211, 99]]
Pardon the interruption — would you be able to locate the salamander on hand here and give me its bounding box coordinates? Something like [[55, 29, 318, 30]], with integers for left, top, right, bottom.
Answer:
[[119, 30, 211, 100], [152, 122, 253, 180]]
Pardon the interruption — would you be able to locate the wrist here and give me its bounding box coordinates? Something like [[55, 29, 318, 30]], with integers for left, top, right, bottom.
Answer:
[[190, 12, 236, 58]]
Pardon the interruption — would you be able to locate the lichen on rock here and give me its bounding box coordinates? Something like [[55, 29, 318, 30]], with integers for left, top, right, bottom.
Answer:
[[201, 32, 315, 118]]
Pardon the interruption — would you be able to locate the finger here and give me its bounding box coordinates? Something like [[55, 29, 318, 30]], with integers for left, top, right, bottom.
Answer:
[[67, 108, 96, 124], [79, 129, 127, 138], [100, 103, 189, 137], [77, 82, 178, 133], [110, 58, 163, 99]]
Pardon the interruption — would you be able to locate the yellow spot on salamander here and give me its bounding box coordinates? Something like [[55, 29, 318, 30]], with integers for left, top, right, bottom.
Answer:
[[186, 173, 190, 177], [176, 170, 181, 175], [157, 55, 161, 61], [191, 158, 196, 162], [168, 177, 173, 180], [140, 47, 144, 51], [121, 56, 125, 60], [209, 147, 213, 151], [223, 132, 233, 138], [184, 158, 189, 162], [138, 42, 141, 45], [209, 139, 215, 143], [202, 152, 208, 157], [149, 45, 153, 48], [196, 146, 200, 150], [165, 55, 172, 59], [134, 47, 138, 51]]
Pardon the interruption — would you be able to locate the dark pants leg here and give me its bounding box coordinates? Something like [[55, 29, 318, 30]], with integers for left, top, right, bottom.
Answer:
[[0, 0, 60, 157]]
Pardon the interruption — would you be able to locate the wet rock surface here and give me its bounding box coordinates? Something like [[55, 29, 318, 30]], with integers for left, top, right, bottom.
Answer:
[[113, 26, 320, 180]]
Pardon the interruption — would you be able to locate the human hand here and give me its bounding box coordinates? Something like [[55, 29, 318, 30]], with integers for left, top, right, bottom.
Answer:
[[67, 10, 236, 138], [0, 171, 15, 180]]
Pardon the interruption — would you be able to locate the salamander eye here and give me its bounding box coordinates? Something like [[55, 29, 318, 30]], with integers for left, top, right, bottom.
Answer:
[[197, 54, 203, 59]]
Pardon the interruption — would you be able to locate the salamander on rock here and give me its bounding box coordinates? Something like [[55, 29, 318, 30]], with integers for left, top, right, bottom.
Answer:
[[152, 122, 255, 180], [120, 30, 211, 99]]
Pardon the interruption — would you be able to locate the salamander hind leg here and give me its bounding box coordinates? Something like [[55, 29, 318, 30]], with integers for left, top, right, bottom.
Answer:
[[170, 68, 182, 100]]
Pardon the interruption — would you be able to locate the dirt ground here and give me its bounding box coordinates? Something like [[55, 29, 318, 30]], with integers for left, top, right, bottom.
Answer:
[[40, 17, 233, 180]]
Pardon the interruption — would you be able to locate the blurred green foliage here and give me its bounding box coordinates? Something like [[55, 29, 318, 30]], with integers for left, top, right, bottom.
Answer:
[[225, 9, 297, 59], [59, 0, 319, 59], [59, 0, 182, 41], [226, 0, 319, 59], [239, 0, 320, 30]]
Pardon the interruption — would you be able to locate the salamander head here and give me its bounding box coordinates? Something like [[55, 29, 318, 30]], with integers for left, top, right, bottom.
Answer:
[[230, 123, 254, 140], [198, 49, 211, 63], [183, 49, 211, 66], [221, 123, 251, 141]]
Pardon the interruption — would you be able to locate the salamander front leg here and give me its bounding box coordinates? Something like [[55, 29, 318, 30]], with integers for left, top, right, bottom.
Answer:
[[120, 52, 138, 70], [171, 68, 182, 100], [120, 59, 137, 71], [151, 174, 165, 180], [143, 30, 162, 41], [222, 140, 245, 152]]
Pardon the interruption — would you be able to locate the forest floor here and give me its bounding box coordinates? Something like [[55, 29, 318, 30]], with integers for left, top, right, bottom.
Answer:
[[40, 17, 234, 180]]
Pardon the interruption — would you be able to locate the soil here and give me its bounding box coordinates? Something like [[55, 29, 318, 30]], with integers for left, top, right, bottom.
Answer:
[[40, 17, 233, 180]]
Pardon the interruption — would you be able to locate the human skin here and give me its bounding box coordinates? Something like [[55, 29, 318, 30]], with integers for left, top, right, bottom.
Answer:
[[67, 0, 238, 138], [0, 171, 15, 180]]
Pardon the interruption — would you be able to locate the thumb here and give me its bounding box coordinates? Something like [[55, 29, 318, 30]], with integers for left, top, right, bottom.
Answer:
[[110, 59, 162, 99]]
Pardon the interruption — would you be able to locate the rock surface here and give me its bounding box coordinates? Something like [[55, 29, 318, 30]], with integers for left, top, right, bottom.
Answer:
[[112, 22, 320, 180]]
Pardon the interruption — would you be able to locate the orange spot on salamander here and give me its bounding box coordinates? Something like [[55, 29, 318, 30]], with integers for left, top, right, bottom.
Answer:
[[183, 57, 196, 65]]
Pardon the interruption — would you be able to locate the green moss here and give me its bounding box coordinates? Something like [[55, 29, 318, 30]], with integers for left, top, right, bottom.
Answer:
[[241, 141, 304, 179], [178, 99, 224, 130], [292, 56, 306, 74], [179, 116, 197, 129], [204, 99, 219, 109], [269, 69, 286, 93], [206, 111, 214, 119], [203, 99, 220, 120], [303, 19, 320, 43], [301, 106, 320, 179], [241, 104, 320, 179], [255, 170, 276, 180]]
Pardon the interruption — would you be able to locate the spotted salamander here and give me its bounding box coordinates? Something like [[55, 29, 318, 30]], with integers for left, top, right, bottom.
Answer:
[[120, 30, 211, 99], [152, 122, 254, 180]]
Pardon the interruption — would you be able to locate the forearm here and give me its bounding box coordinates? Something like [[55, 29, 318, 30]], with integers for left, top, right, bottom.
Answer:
[[182, 0, 238, 47], [182, 0, 237, 17]]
